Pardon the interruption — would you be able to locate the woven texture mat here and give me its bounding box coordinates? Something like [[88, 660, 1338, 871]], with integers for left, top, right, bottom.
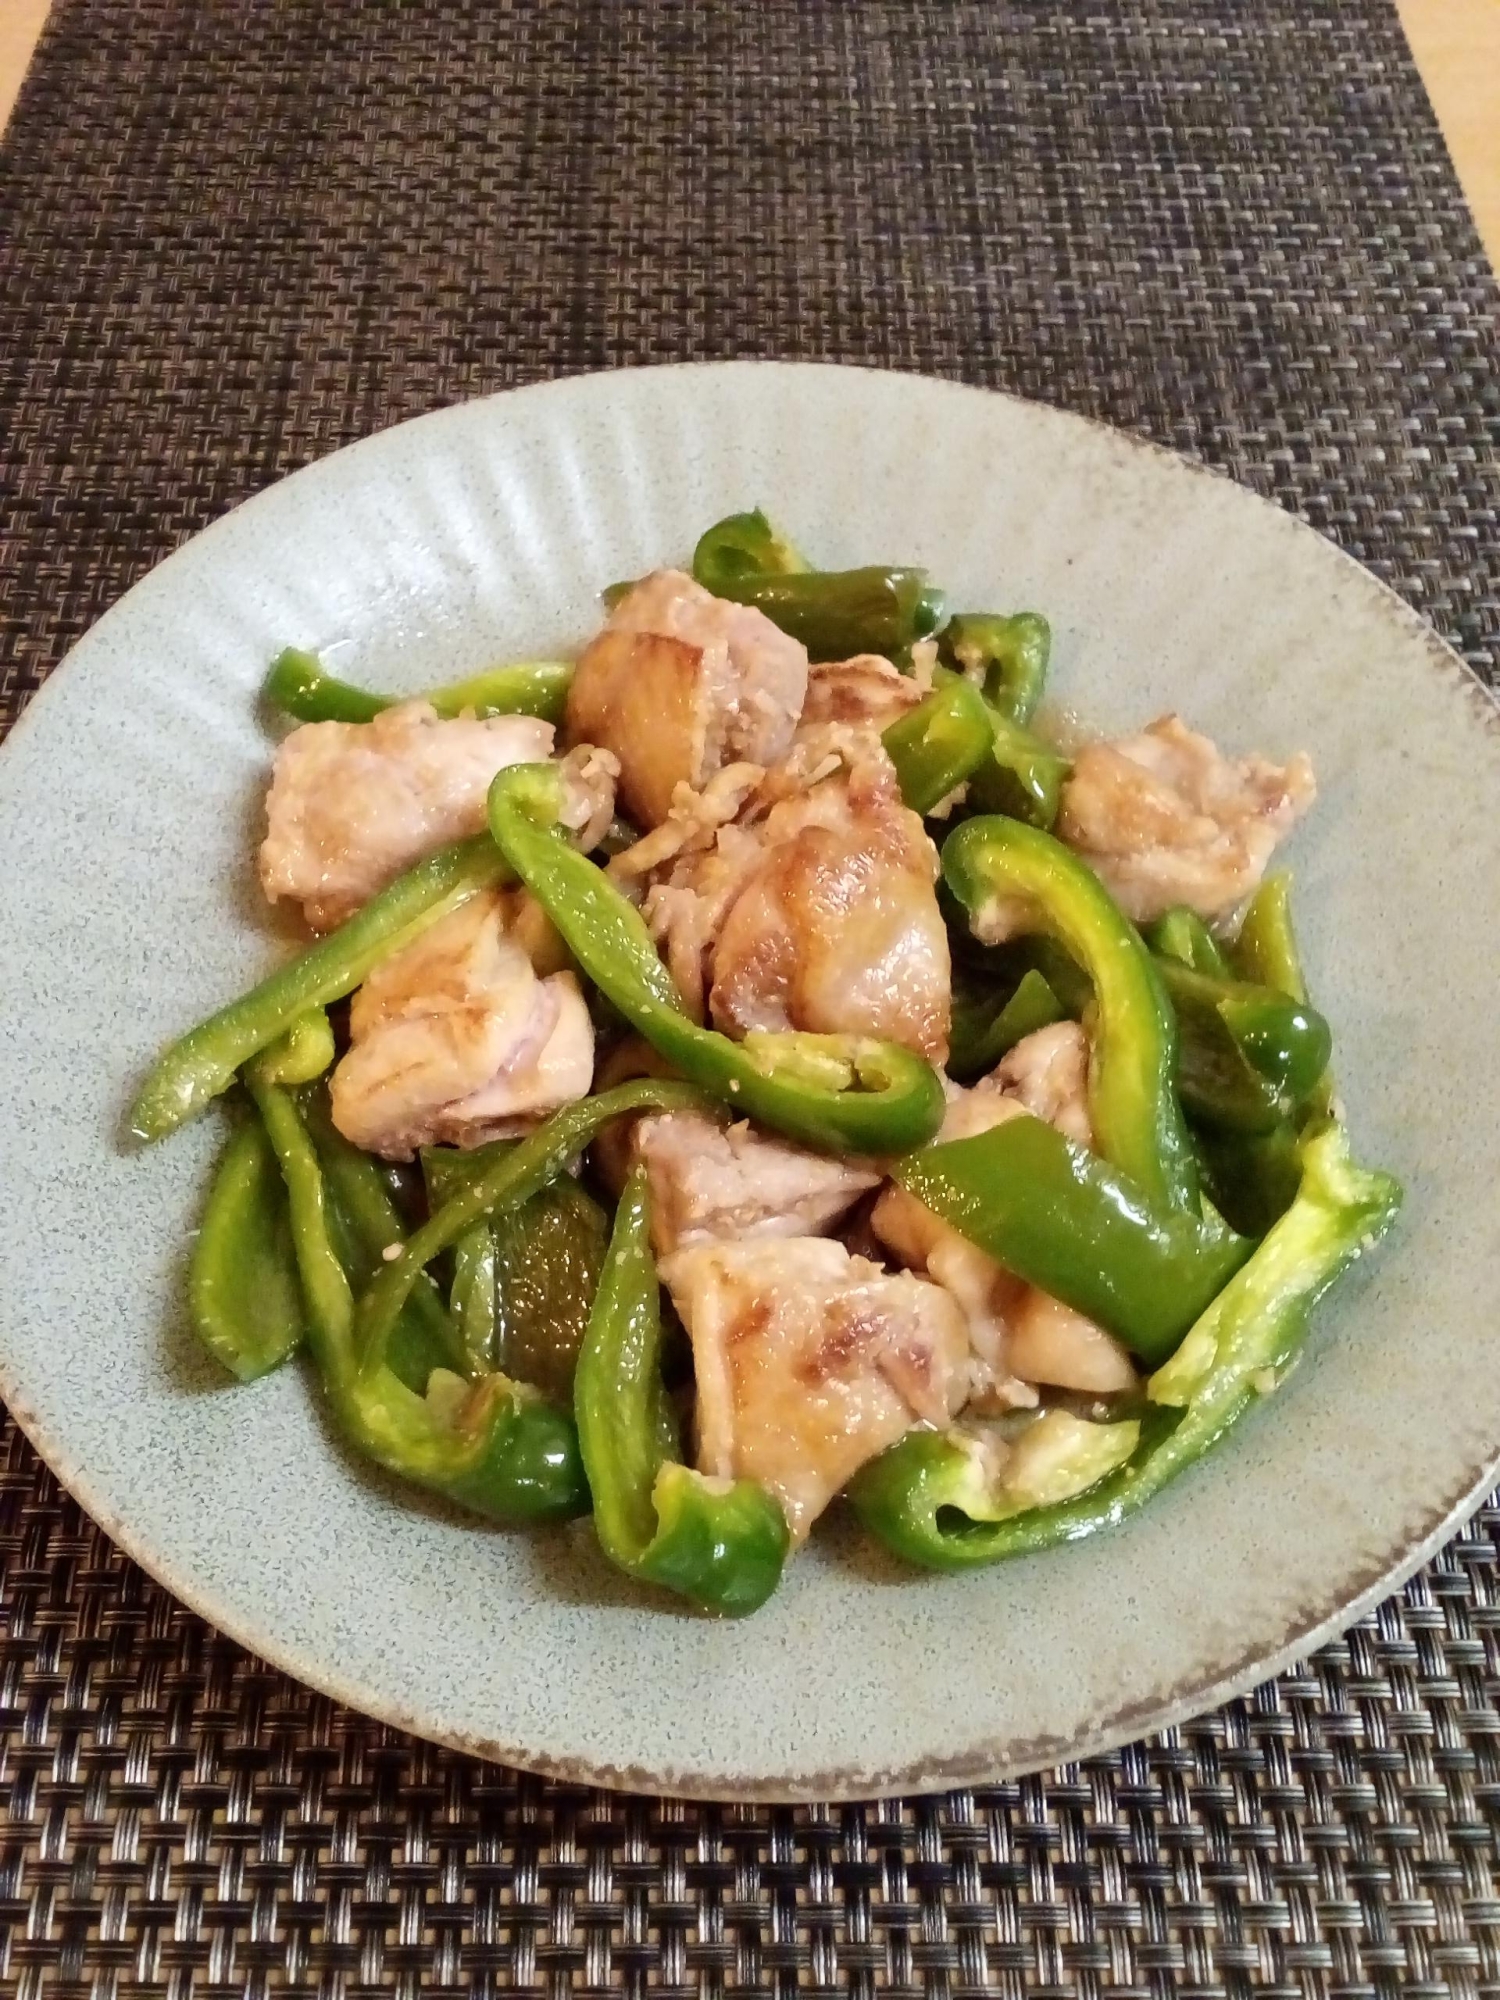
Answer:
[[2, 1, 1499, 1991]]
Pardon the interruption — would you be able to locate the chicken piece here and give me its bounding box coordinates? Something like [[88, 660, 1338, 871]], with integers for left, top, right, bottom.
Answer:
[[699, 740, 952, 1061], [798, 654, 925, 732], [566, 570, 808, 828], [259, 701, 557, 930], [992, 1020, 1094, 1150], [1056, 714, 1316, 926], [632, 1108, 881, 1256], [329, 889, 593, 1159], [872, 1026, 1134, 1403], [661, 1237, 969, 1540]]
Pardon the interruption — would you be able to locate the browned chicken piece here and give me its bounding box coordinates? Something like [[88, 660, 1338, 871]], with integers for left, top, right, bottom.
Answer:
[[1055, 714, 1316, 927], [700, 740, 952, 1060], [328, 889, 593, 1159], [660, 1237, 969, 1540], [565, 570, 808, 829], [798, 654, 925, 732], [259, 701, 558, 931], [631, 1107, 881, 1256], [872, 1027, 1136, 1403]]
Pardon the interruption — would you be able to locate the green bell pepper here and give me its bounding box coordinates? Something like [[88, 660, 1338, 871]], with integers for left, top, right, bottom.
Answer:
[[264, 647, 574, 727], [1155, 956, 1332, 1133], [421, 1141, 610, 1405], [355, 1078, 710, 1378], [1230, 872, 1334, 1120], [131, 835, 512, 1142], [576, 1168, 790, 1615], [691, 508, 809, 595], [188, 1110, 306, 1382], [881, 672, 996, 814], [894, 1115, 1249, 1361], [250, 1075, 588, 1522], [947, 966, 1065, 1083], [942, 815, 1198, 1212], [1146, 905, 1231, 979], [850, 1122, 1400, 1566], [947, 669, 1070, 830], [938, 612, 1051, 726], [486, 763, 947, 1155]]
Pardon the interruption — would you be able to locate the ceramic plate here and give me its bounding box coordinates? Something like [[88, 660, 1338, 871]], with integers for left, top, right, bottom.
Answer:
[[0, 363, 1495, 1801]]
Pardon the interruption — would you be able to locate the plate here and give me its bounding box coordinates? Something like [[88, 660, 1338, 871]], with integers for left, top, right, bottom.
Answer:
[[1, 362, 1496, 1802]]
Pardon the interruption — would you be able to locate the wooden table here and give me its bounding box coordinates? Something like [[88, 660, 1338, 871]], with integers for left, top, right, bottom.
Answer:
[[1, 1, 1495, 263]]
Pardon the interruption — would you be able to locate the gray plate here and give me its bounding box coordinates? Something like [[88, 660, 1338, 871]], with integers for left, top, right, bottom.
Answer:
[[0, 363, 1494, 1801]]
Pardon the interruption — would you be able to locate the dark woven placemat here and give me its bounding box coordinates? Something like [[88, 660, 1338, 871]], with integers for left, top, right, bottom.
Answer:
[[2, 1, 1498, 1990]]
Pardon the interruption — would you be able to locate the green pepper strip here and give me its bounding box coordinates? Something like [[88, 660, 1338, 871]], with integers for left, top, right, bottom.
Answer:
[[264, 647, 574, 727], [130, 834, 511, 1142], [355, 1079, 709, 1379], [299, 1090, 470, 1388], [188, 1111, 306, 1382], [1230, 872, 1334, 1119], [253, 1007, 336, 1086], [948, 968, 1064, 1084], [249, 1075, 587, 1522], [487, 763, 947, 1155], [576, 1169, 790, 1616], [895, 1116, 1249, 1360], [705, 566, 943, 661], [691, 508, 809, 595], [422, 1142, 509, 1374], [850, 1122, 1400, 1566], [1155, 956, 1333, 1128], [938, 612, 1051, 726], [942, 815, 1199, 1212], [1146, 906, 1231, 979], [881, 672, 995, 814], [936, 667, 1069, 830]]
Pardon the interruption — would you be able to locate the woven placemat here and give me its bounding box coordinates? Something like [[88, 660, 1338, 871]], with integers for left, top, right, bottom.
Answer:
[[2, 1, 1498, 1990]]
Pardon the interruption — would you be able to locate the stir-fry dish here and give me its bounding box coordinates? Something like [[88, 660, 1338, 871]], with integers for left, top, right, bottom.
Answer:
[[131, 511, 1401, 1615]]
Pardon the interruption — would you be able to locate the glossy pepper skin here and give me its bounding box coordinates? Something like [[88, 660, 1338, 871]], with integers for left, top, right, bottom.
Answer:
[[130, 835, 511, 1142], [947, 966, 1064, 1083], [575, 1169, 790, 1615], [356, 1078, 711, 1378], [486, 763, 947, 1156], [850, 1122, 1400, 1567], [1154, 956, 1333, 1133], [264, 647, 574, 727], [1230, 872, 1334, 1120], [933, 667, 1069, 830], [938, 612, 1051, 725], [251, 1076, 589, 1523], [881, 672, 995, 813], [895, 1116, 1249, 1361], [189, 1112, 307, 1381], [690, 509, 808, 595], [942, 815, 1199, 1212]]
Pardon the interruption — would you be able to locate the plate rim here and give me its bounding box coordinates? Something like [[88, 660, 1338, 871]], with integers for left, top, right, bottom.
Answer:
[[2, 358, 1496, 1802]]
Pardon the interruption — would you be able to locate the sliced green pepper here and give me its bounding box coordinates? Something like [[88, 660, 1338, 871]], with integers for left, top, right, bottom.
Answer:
[[487, 764, 946, 1155], [938, 612, 1051, 726], [188, 1111, 306, 1382], [957, 672, 1070, 831], [881, 672, 996, 814], [711, 567, 943, 661], [421, 1142, 609, 1405], [1147, 905, 1231, 979], [250, 1076, 587, 1522], [299, 1090, 469, 1390], [264, 647, 574, 727], [691, 509, 809, 595], [947, 967, 1065, 1083], [894, 1115, 1249, 1361], [850, 1122, 1400, 1566], [356, 1079, 710, 1379], [130, 835, 512, 1143], [942, 815, 1198, 1212], [1231, 872, 1334, 1120], [1155, 956, 1332, 1131], [576, 1168, 790, 1615], [253, 1007, 335, 1086]]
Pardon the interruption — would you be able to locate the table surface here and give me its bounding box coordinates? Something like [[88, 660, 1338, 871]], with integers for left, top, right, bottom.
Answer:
[[8, 0, 1500, 267]]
